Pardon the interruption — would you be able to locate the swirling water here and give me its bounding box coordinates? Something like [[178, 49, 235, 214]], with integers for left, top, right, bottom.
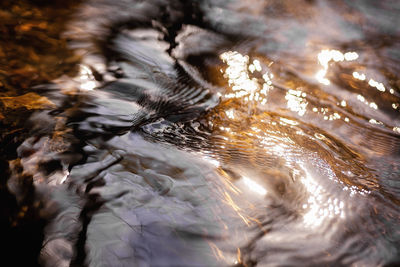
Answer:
[[1, 0, 400, 266]]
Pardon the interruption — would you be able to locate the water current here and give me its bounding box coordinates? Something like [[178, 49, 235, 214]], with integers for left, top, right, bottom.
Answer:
[[1, 0, 400, 266]]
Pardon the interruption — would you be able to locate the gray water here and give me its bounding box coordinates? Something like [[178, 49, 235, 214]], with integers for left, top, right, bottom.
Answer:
[[1, 0, 400, 266]]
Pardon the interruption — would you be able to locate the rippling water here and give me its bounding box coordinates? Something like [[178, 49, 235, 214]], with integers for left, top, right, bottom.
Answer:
[[1, 0, 400, 266]]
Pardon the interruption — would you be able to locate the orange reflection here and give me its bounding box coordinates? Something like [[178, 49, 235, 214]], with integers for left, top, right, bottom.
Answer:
[[208, 241, 226, 261], [220, 51, 271, 105], [285, 89, 308, 116], [223, 191, 251, 226], [0, 93, 55, 110]]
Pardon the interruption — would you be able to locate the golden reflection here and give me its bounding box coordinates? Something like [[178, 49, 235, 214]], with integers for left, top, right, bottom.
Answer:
[[208, 242, 226, 261], [280, 117, 299, 126], [220, 51, 257, 93], [216, 48, 385, 231], [314, 133, 325, 140], [285, 89, 308, 116], [316, 49, 358, 85], [0, 92, 55, 110], [225, 109, 235, 119], [223, 191, 251, 226], [219, 126, 232, 133], [393, 127, 400, 134], [220, 51, 271, 104], [306, 104, 345, 122], [235, 248, 242, 265], [218, 169, 242, 195]]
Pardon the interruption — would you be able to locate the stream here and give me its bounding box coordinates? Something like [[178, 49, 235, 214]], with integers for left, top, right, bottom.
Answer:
[[1, 0, 400, 266]]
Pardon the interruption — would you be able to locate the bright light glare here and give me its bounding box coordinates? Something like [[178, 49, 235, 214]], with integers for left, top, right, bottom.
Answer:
[[300, 166, 345, 227], [315, 50, 358, 85], [285, 89, 308, 116], [368, 78, 386, 92], [220, 51, 271, 104], [242, 176, 267, 196], [78, 65, 96, 91], [352, 71, 366, 81]]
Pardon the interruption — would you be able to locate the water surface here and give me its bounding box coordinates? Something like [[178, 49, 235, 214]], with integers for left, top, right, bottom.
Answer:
[[1, 0, 400, 266]]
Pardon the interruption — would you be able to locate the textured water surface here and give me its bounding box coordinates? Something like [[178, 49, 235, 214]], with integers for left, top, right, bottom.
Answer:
[[1, 0, 400, 266]]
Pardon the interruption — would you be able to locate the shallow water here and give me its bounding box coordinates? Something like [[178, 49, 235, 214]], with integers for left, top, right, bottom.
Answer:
[[1, 0, 400, 266]]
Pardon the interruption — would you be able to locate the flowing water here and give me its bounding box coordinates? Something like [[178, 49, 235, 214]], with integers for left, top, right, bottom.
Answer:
[[1, 0, 400, 266]]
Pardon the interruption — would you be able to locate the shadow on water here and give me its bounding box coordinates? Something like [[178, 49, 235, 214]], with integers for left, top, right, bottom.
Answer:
[[1, 0, 400, 266]]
